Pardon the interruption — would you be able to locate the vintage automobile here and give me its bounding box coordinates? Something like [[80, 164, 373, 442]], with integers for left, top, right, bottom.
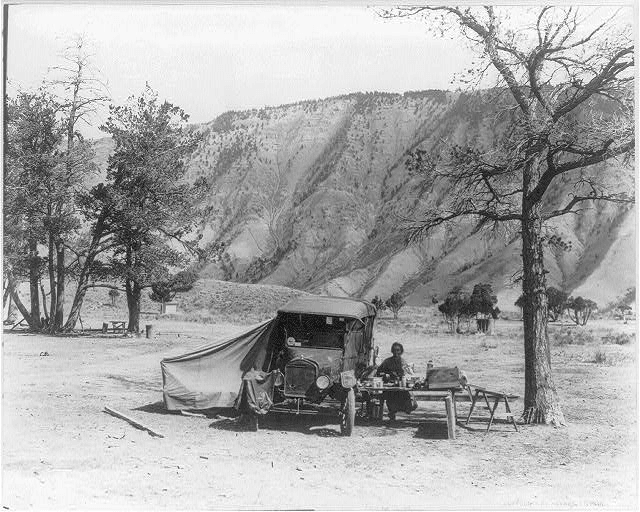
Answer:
[[161, 295, 377, 436], [256, 295, 378, 435]]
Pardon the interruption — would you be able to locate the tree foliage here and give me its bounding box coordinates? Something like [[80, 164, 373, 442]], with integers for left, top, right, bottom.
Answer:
[[546, 287, 569, 322], [385, 292, 406, 320], [4, 90, 64, 329], [46, 35, 109, 332], [149, 269, 198, 305], [99, 85, 205, 332], [566, 296, 598, 326], [370, 295, 386, 312], [438, 287, 472, 333], [516, 286, 568, 322], [108, 288, 120, 307], [470, 283, 499, 317], [439, 284, 499, 333]]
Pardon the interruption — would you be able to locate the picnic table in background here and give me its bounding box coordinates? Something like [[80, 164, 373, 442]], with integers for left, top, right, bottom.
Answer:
[[102, 321, 127, 334]]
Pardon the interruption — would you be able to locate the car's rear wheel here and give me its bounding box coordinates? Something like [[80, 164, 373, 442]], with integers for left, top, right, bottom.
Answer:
[[340, 388, 356, 436]]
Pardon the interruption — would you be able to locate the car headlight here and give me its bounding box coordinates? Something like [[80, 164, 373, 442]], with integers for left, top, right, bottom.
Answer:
[[286, 337, 296, 346], [315, 375, 331, 390]]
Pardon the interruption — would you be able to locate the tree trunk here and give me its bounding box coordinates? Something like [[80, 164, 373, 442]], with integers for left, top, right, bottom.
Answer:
[[28, 238, 42, 330], [6, 274, 35, 328], [521, 199, 565, 426], [3, 281, 11, 320], [48, 233, 57, 332], [53, 240, 65, 331], [64, 211, 109, 331], [40, 282, 49, 322], [64, 285, 86, 332], [126, 279, 141, 333], [6, 287, 13, 323]]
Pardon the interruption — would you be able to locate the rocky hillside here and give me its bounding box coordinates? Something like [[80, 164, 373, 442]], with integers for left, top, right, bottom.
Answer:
[[95, 90, 636, 311]]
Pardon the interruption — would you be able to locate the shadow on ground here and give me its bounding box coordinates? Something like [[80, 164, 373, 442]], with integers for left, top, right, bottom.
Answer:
[[134, 401, 237, 419]]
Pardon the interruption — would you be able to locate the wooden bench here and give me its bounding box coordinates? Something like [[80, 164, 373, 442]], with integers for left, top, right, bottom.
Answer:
[[465, 385, 519, 433], [110, 321, 126, 334]]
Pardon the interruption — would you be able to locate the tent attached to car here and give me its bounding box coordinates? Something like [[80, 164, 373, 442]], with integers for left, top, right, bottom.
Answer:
[[160, 295, 376, 410]]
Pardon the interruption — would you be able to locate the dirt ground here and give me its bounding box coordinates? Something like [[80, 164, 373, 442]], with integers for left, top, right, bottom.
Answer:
[[2, 309, 637, 509]]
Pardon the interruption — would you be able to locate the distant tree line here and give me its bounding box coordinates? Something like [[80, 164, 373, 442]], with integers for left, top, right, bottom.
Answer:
[[437, 283, 499, 334], [370, 292, 406, 320], [515, 287, 598, 326]]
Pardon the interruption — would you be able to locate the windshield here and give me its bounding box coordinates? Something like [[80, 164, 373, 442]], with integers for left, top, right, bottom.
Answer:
[[279, 312, 347, 349]]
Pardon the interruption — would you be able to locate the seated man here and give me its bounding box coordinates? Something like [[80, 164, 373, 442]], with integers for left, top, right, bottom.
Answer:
[[377, 342, 418, 421]]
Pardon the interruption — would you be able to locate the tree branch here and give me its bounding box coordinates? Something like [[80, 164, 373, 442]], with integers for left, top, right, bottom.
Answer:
[[544, 192, 634, 220], [528, 139, 633, 204]]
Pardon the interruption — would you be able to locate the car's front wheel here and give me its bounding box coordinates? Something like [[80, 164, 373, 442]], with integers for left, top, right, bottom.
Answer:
[[340, 388, 356, 436]]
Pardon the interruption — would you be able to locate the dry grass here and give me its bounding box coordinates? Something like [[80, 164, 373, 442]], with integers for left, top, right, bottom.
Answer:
[[2, 300, 637, 509]]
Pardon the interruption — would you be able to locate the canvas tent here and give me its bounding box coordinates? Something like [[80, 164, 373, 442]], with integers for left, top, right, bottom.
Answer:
[[161, 296, 376, 410]]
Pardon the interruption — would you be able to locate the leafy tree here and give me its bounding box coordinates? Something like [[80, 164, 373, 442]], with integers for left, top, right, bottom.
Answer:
[[516, 286, 568, 322], [108, 288, 120, 307], [385, 292, 406, 320], [100, 85, 205, 332], [4, 90, 64, 330], [439, 287, 472, 334], [149, 269, 198, 309], [385, 6, 633, 425], [546, 287, 569, 322], [470, 283, 498, 316], [370, 295, 386, 312], [566, 296, 597, 326], [615, 303, 632, 323], [470, 283, 499, 332]]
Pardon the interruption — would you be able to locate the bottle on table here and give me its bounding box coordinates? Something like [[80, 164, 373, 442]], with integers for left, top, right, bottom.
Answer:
[[426, 360, 434, 388]]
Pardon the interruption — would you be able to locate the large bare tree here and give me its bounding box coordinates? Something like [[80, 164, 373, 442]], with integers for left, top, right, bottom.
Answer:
[[47, 34, 109, 331], [384, 6, 634, 425]]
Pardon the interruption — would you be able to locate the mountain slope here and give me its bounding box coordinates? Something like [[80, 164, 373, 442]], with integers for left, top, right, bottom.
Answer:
[[94, 90, 636, 311]]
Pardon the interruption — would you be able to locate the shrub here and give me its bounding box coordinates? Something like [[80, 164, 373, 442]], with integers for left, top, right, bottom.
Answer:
[[592, 349, 608, 365], [601, 332, 635, 345], [553, 329, 596, 346], [371, 296, 386, 312]]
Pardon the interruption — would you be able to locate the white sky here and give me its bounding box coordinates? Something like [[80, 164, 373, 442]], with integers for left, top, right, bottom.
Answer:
[[7, 3, 476, 138], [6, 3, 633, 138]]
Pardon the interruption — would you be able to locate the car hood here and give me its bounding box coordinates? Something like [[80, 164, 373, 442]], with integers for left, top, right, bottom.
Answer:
[[286, 346, 343, 379]]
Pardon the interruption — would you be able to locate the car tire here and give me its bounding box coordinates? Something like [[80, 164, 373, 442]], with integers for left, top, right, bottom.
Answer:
[[340, 388, 356, 437]]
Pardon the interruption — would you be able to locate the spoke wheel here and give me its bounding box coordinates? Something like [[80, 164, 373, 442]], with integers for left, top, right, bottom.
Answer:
[[340, 388, 356, 436]]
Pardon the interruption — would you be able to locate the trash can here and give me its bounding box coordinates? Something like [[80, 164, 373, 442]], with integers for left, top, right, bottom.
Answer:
[[145, 324, 154, 339], [102, 322, 109, 334]]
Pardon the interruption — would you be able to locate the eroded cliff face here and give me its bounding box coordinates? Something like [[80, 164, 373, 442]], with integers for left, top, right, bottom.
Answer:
[[95, 90, 635, 309]]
